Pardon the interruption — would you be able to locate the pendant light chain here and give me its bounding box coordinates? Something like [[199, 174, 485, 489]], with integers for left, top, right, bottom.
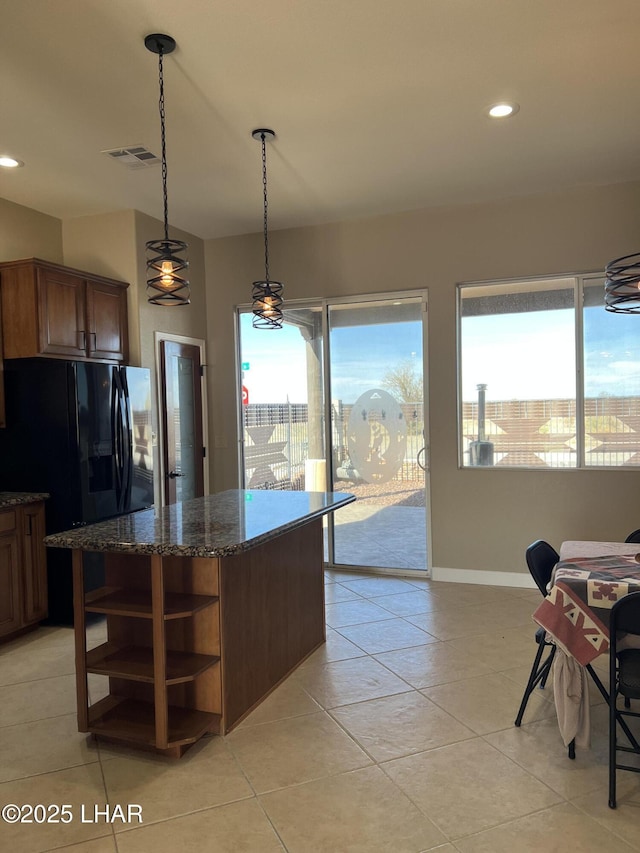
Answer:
[[157, 48, 169, 242], [144, 32, 190, 306], [261, 132, 270, 285], [251, 127, 283, 328]]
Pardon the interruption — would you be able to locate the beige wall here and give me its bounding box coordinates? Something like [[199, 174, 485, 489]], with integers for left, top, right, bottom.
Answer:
[[0, 196, 62, 263], [205, 180, 640, 576]]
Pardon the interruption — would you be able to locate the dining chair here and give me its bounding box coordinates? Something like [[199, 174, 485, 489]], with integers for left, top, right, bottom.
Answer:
[[515, 539, 609, 760], [514, 540, 559, 728], [624, 529, 640, 544], [608, 591, 640, 809]]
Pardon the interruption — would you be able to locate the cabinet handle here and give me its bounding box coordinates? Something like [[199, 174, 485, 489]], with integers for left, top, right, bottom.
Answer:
[[88, 331, 97, 352], [25, 514, 32, 536], [78, 330, 86, 350]]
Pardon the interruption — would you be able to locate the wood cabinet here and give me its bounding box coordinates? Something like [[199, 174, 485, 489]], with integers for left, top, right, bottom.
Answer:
[[0, 501, 48, 639], [74, 551, 221, 757], [0, 258, 129, 363]]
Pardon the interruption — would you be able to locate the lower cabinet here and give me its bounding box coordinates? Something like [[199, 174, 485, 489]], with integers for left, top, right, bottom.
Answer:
[[0, 501, 48, 639], [74, 551, 221, 758]]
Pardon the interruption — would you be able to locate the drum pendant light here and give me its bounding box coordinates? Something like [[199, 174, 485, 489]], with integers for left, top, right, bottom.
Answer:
[[144, 33, 190, 307], [604, 252, 640, 313], [251, 128, 284, 329]]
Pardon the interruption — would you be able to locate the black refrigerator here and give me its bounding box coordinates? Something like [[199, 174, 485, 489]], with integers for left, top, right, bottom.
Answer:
[[0, 358, 154, 623]]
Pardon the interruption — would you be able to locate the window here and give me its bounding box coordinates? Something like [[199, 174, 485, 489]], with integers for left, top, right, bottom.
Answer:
[[458, 274, 640, 468]]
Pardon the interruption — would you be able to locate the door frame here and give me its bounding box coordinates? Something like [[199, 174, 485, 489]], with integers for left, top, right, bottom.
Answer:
[[235, 289, 432, 577], [154, 331, 209, 506]]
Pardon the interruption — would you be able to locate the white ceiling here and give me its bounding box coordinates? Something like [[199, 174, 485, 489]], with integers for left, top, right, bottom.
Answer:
[[2, 0, 640, 240]]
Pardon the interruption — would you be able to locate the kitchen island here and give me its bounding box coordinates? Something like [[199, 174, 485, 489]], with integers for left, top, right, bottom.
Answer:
[[45, 489, 355, 757]]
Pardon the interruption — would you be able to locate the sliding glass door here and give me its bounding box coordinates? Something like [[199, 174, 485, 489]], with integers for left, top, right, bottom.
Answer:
[[237, 292, 429, 574]]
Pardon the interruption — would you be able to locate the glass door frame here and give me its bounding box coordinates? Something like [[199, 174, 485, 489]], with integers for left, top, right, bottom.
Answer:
[[234, 289, 432, 577]]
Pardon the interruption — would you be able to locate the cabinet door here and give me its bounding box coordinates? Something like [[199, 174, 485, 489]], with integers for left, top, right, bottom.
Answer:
[[86, 281, 128, 362], [37, 267, 87, 357], [0, 511, 22, 637], [22, 503, 48, 625]]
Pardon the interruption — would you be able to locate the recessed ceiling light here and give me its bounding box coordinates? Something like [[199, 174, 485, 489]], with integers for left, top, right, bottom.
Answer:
[[0, 156, 24, 168], [487, 102, 519, 118]]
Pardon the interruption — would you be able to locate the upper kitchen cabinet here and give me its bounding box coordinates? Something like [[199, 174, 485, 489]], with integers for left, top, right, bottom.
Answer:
[[0, 258, 129, 363]]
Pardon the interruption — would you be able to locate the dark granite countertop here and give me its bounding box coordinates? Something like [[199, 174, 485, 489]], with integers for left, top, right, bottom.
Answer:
[[44, 489, 356, 557], [0, 491, 49, 508]]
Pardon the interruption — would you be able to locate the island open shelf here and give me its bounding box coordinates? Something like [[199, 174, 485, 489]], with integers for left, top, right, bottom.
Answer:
[[46, 490, 355, 757]]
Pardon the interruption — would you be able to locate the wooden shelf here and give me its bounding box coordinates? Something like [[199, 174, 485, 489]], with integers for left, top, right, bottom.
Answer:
[[86, 642, 219, 684], [85, 586, 218, 619], [87, 695, 220, 748]]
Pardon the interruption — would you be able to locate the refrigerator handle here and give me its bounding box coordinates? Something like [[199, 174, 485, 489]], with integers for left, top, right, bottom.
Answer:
[[120, 369, 133, 511], [113, 368, 124, 511]]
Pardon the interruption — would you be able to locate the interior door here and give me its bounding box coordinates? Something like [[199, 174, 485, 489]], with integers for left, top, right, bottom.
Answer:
[[160, 340, 205, 505]]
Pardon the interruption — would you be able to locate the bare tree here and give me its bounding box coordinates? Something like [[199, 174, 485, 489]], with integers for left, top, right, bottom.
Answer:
[[381, 360, 422, 402]]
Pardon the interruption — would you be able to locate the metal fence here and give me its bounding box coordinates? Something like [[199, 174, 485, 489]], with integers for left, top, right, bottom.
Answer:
[[242, 401, 425, 490]]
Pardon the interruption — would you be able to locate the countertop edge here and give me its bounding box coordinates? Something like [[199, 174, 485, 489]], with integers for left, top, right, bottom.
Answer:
[[43, 493, 356, 557], [0, 492, 50, 508]]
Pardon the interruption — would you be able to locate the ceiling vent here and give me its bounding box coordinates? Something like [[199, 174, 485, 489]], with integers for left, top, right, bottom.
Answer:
[[102, 146, 160, 169]]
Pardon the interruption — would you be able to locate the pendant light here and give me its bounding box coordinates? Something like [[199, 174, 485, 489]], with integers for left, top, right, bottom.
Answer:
[[251, 128, 283, 328], [604, 251, 640, 313], [144, 33, 190, 307]]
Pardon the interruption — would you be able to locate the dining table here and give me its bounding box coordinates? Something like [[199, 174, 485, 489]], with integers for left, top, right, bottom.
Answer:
[[532, 540, 640, 750]]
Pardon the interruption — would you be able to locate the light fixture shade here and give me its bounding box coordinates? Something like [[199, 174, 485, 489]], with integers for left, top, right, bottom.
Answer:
[[252, 280, 284, 328], [146, 238, 190, 306], [604, 252, 640, 313]]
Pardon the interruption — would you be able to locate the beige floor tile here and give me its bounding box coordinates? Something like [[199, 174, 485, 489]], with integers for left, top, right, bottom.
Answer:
[[51, 838, 118, 852], [338, 576, 421, 597], [325, 570, 375, 583], [325, 599, 397, 628], [330, 691, 474, 761], [427, 583, 522, 608], [369, 589, 443, 616], [297, 627, 366, 667], [446, 626, 543, 671], [0, 639, 75, 686], [0, 673, 77, 727], [454, 802, 638, 852], [0, 713, 98, 783], [324, 583, 362, 603], [101, 737, 252, 827], [571, 773, 640, 851], [0, 763, 111, 853], [235, 677, 322, 728], [260, 765, 447, 852], [485, 709, 610, 799], [374, 642, 494, 689], [422, 672, 556, 735], [293, 655, 411, 709], [383, 738, 562, 839], [337, 617, 437, 654], [225, 711, 372, 793], [115, 799, 284, 853], [405, 603, 532, 641]]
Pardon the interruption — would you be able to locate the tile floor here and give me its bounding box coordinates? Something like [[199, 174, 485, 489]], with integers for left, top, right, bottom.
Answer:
[[1, 571, 639, 852]]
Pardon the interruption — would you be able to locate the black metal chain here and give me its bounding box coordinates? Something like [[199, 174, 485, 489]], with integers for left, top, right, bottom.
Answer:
[[261, 133, 270, 284], [157, 48, 169, 241]]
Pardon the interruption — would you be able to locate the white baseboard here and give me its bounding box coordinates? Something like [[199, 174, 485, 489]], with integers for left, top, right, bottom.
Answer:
[[431, 566, 535, 589]]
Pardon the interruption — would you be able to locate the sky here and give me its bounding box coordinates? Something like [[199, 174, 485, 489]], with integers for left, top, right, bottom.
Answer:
[[239, 312, 423, 405], [239, 304, 640, 406]]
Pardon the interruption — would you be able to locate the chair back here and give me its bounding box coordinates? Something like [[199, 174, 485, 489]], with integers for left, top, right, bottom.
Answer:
[[624, 529, 640, 544], [525, 540, 559, 597], [610, 591, 640, 702], [610, 590, 640, 638]]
